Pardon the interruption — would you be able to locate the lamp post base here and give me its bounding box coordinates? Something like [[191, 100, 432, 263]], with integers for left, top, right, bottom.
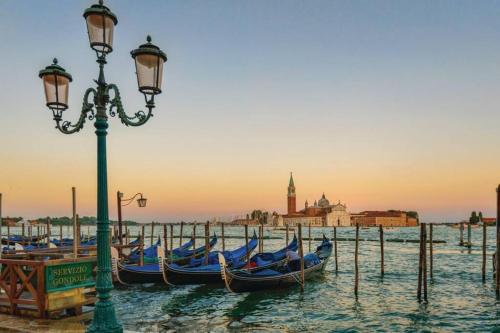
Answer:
[[86, 300, 122, 333]]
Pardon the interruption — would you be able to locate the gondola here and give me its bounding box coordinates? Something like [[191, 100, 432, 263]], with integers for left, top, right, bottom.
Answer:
[[127, 237, 162, 264], [50, 238, 74, 247], [219, 235, 332, 293], [1, 234, 48, 246], [8, 237, 98, 252], [126, 235, 201, 264], [158, 233, 259, 285], [111, 234, 218, 284], [159, 233, 299, 286], [50, 236, 97, 247], [168, 234, 218, 265], [246, 234, 298, 271]]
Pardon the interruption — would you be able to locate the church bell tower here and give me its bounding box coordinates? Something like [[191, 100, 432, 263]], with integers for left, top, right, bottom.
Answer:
[[287, 172, 296, 214]]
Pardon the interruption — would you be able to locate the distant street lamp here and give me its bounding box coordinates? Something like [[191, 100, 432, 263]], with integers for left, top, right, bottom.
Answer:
[[38, 1, 167, 332], [117, 192, 147, 245]]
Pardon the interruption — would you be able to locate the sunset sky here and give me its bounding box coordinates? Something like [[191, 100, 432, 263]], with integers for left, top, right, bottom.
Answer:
[[1, 1, 500, 223]]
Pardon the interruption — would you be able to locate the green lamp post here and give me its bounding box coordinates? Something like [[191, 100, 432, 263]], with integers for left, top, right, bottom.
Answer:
[[38, 1, 167, 332]]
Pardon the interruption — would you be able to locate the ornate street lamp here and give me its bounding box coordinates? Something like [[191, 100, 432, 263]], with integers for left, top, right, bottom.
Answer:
[[38, 1, 167, 332], [117, 192, 147, 245], [137, 196, 148, 208], [38, 59, 72, 117], [83, 0, 117, 55]]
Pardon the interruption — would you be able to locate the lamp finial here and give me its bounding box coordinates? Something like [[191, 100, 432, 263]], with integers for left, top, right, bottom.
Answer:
[[146, 35, 152, 43], [53, 58, 58, 65]]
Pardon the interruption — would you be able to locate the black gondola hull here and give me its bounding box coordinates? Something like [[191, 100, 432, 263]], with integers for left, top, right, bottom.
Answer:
[[226, 260, 328, 292], [117, 265, 164, 284], [164, 265, 223, 285]]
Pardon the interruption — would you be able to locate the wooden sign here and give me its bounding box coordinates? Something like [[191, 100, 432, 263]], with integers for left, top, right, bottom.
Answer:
[[45, 261, 95, 293]]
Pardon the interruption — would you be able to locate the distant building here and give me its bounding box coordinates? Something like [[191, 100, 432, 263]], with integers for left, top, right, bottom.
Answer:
[[482, 217, 496, 226], [351, 211, 418, 227], [273, 173, 351, 227], [1, 217, 22, 227]]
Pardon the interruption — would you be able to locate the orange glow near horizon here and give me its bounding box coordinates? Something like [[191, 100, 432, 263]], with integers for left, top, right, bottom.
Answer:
[[1, 151, 498, 223]]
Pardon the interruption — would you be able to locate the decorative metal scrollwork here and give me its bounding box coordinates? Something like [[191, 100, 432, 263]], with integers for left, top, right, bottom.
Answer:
[[55, 88, 97, 134], [106, 84, 154, 127]]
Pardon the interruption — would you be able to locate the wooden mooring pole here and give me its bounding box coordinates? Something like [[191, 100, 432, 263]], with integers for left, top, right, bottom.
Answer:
[[46, 217, 51, 246], [298, 223, 305, 292], [261, 224, 264, 252], [140, 225, 145, 266], [482, 220, 486, 283], [354, 224, 359, 296], [285, 224, 289, 247], [308, 223, 312, 252], [459, 222, 464, 246], [7, 225, 10, 250], [179, 221, 184, 247], [417, 224, 422, 301], [150, 222, 155, 247], [379, 225, 384, 276], [169, 224, 174, 254], [192, 223, 197, 254], [496, 185, 500, 293], [221, 223, 225, 252], [429, 224, 433, 280], [417, 223, 423, 301], [169, 224, 174, 261], [423, 224, 428, 302], [117, 191, 123, 245], [204, 221, 209, 265], [334, 226, 338, 273], [163, 224, 168, 251], [417, 223, 428, 302], [245, 224, 249, 265], [76, 214, 81, 249], [260, 224, 264, 253], [467, 222, 472, 248]]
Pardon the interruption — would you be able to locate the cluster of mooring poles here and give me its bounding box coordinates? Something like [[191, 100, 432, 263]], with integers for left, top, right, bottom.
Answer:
[[417, 223, 428, 302], [112, 220, 276, 267], [413, 184, 500, 301], [349, 223, 386, 297], [0, 188, 87, 258]]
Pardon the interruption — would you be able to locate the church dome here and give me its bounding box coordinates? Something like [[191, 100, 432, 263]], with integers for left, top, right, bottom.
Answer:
[[318, 193, 330, 207]]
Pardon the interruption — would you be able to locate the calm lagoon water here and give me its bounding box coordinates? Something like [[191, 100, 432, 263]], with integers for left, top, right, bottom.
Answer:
[[75, 225, 500, 332]]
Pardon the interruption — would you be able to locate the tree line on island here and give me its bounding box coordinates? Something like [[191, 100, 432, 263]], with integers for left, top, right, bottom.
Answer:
[[468, 211, 483, 224], [1, 216, 137, 226]]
